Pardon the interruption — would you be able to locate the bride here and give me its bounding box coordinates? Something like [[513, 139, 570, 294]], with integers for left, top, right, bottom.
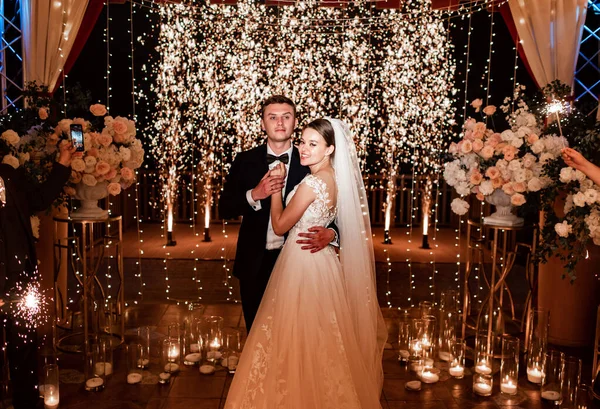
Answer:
[[224, 118, 387, 409]]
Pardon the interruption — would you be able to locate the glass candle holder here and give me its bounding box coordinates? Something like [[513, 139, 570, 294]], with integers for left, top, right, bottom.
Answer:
[[38, 343, 57, 398], [85, 343, 105, 391], [474, 333, 494, 375], [137, 326, 151, 369], [94, 336, 113, 378], [526, 308, 549, 383], [408, 338, 423, 372], [449, 339, 465, 379], [438, 310, 456, 362], [419, 301, 433, 318], [561, 355, 581, 408], [575, 384, 591, 409], [398, 320, 411, 363], [223, 328, 241, 374], [168, 322, 181, 341], [419, 345, 439, 384], [541, 350, 564, 405], [126, 343, 143, 385], [440, 289, 458, 313], [500, 335, 519, 396], [42, 364, 59, 409], [205, 316, 224, 363], [421, 314, 437, 353], [183, 321, 201, 366], [473, 372, 493, 396], [162, 338, 180, 376]]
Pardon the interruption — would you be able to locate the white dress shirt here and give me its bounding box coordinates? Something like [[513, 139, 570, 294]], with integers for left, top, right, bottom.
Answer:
[[246, 144, 294, 250]]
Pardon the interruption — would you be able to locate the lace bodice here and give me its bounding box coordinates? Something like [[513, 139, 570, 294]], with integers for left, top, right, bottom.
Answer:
[[286, 174, 337, 236]]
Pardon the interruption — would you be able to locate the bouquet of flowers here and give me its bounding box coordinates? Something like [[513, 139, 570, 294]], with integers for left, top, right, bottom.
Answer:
[[57, 105, 144, 197], [444, 88, 566, 217]]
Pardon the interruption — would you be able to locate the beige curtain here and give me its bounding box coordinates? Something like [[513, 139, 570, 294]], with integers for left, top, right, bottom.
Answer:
[[21, 0, 89, 90], [509, 0, 588, 88]]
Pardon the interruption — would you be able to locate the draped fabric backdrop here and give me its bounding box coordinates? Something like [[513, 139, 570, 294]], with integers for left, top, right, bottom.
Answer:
[[507, 0, 588, 89], [21, 0, 89, 91]]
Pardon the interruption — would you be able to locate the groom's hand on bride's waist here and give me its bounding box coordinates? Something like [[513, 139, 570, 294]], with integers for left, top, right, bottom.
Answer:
[[251, 169, 285, 201], [296, 227, 336, 253]]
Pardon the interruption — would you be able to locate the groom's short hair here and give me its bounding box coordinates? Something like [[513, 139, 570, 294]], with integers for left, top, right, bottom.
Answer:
[[260, 95, 296, 119]]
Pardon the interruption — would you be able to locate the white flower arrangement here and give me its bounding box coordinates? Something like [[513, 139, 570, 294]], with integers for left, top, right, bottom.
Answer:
[[444, 100, 565, 215]]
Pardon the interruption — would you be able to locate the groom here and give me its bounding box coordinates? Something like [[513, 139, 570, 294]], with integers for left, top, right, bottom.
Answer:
[[220, 95, 337, 332]]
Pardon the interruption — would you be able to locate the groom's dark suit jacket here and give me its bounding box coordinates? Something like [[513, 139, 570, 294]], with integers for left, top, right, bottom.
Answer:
[[220, 144, 310, 280]]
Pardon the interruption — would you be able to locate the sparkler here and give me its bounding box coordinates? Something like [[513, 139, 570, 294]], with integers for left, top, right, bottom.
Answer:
[[7, 280, 49, 329]]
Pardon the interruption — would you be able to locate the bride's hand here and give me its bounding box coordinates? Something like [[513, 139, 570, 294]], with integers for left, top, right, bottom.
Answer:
[[270, 163, 287, 180]]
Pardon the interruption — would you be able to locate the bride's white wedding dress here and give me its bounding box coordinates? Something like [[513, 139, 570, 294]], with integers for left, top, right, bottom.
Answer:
[[224, 174, 383, 409]]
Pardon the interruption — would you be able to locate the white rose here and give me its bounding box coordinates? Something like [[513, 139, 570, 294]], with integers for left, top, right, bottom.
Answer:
[[584, 189, 598, 205], [107, 182, 122, 196], [2, 154, 19, 169], [564, 195, 574, 214], [500, 130, 514, 142], [496, 159, 508, 169], [18, 152, 30, 164], [510, 137, 524, 148], [508, 159, 522, 172], [456, 181, 470, 196], [573, 192, 587, 207], [559, 167, 574, 183], [531, 140, 545, 154], [514, 170, 527, 183], [71, 158, 86, 172], [84, 156, 97, 167], [527, 177, 543, 192], [119, 146, 132, 162], [554, 221, 572, 238], [539, 152, 554, 164], [574, 170, 587, 182], [1, 130, 19, 146], [82, 174, 98, 187], [479, 180, 494, 196], [451, 198, 470, 216], [581, 179, 594, 192]]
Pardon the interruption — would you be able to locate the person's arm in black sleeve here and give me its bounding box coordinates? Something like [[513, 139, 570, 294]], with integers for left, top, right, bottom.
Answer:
[[219, 153, 248, 220]]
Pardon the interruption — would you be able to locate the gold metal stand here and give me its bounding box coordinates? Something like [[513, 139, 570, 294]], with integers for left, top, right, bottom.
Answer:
[[53, 216, 125, 356]]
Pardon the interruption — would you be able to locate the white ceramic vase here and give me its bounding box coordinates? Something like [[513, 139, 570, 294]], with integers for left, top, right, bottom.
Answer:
[[483, 189, 524, 226], [71, 181, 109, 219]]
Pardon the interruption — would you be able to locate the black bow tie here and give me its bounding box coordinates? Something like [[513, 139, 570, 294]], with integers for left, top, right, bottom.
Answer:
[[266, 153, 289, 165]]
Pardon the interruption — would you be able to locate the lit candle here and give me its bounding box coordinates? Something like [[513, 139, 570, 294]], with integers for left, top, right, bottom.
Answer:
[[127, 373, 142, 384], [200, 364, 215, 374], [95, 362, 113, 376], [164, 363, 179, 373], [137, 358, 150, 368], [207, 351, 222, 360], [44, 394, 59, 409], [168, 344, 180, 361], [438, 351, 452, 362], [399, 349, 410, 359], [541, 390, 561, 401], [475, 363, 492, 375], [209, 338, 221, 349], [500, 380, 517, 395], [421, 371, 439, 384], [527, 367, 543, 384], [85, 377, 104, 390], [421, 336, 431, 348], [449, 365, 464, 378], [159, 372, 171, 383], [473, 382, 492, 396]]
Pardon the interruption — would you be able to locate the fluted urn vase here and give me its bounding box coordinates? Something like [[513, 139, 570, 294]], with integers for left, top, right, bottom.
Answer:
[[71, 181, 109, 219]]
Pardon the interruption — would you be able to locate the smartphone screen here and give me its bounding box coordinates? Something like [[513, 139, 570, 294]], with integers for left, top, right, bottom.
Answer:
[[70, 124, 85, 152]]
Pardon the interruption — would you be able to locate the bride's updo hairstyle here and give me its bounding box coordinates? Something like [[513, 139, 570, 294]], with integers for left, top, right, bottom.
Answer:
[[304, 118, 335, 159]]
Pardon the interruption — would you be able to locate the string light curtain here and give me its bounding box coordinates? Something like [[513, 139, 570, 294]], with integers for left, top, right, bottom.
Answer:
[[21, 0, 89, 90], [507, 0, 587, 88]]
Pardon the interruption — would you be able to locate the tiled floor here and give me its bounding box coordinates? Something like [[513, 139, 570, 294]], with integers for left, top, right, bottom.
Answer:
[[48, 303, 594, 409]]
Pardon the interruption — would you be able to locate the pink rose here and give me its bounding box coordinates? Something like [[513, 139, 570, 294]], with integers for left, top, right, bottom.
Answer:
[[476, 192, 485, 201], [502, 145, 517, 162], [460, 140, 473, 154], [39, 107, 49, 120], [511, 193, 526, 206], [485, 167, 500, 179], [107, 182, 122, 196], [95, 161, 111, 175], [105, 168, 117, 180], [492, 177, 504, 189], [464, 130, 474, 141], [471, 99, 483, 112], [449, 142, 458, 154], [483, 105, 497, 116], [470, 172, 483, 185], [474, 123, 486, 134], [472, 130, 485, 140], [472, 139, 484, 152], [464, 118, 477, 130], [502, 183, 515, 196], [113, 133, 125, 143], [87, 147, 99, 157], [90, 104, 108, 117], [112, 120, 128, 135], [97, 133, 113, 147], [527, 134, 539, 145], [63, 186, 76, 196], [480, 146, 494, 160], [513, 182, 527, 193], [487, 133, 502, 147], [120, 167, 134, 181], [70, 171, 82, 184]]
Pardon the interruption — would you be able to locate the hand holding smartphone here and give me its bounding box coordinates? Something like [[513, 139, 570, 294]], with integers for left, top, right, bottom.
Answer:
[[69, 124, 85, 152]]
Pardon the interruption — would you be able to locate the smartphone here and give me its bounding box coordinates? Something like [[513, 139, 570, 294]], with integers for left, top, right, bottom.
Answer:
[[70, 124, 85, 152]]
